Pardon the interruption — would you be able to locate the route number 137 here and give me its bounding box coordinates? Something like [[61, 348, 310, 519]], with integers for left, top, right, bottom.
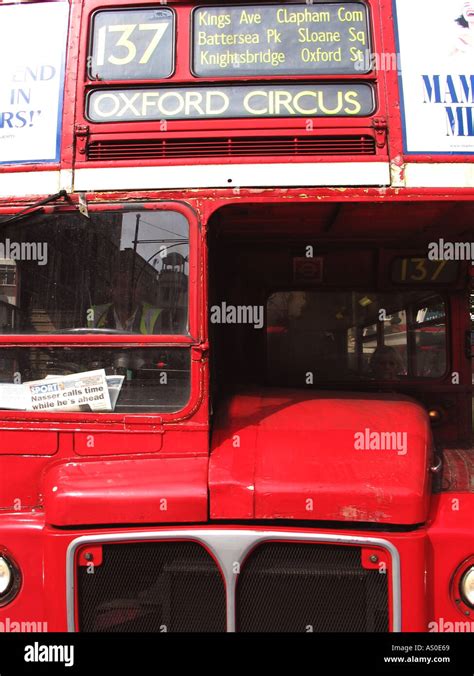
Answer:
[[95, 22, 169, 66]]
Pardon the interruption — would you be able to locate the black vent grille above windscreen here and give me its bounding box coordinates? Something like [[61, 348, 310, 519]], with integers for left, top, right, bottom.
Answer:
[[86, 135, 376, 161]]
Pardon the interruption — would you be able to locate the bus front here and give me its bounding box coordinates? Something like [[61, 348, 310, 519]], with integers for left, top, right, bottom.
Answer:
[[0, 0, 472, 638]]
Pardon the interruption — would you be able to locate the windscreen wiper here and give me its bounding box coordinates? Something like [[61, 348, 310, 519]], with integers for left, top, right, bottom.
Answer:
[[0, 190, 69, 226]]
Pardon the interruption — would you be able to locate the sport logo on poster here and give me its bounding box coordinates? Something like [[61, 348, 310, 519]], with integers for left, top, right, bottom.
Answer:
[[395, 0, 474, 153]]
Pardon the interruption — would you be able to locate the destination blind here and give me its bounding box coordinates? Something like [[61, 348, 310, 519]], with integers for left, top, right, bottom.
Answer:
[[87, 84, 375, 122], [193, 3, 371, 76]]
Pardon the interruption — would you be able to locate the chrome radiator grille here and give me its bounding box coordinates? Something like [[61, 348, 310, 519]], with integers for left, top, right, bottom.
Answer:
[[70, 530, 397, 633], [77, 542, 226, 632], [237, 542, 388, 632]]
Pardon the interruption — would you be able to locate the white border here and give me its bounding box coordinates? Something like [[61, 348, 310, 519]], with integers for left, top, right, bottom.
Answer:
[[402, 163, 474, 188], [73, 162, 391, 191], [0, 170, 72, 198], [4, 163, 474, 195]]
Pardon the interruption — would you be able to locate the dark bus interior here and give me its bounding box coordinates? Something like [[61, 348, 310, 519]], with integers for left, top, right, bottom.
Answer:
[[208, 201, 474, 448]]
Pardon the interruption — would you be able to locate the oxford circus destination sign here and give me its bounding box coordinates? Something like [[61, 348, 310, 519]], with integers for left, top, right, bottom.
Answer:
[[88, 83, 375, 121]]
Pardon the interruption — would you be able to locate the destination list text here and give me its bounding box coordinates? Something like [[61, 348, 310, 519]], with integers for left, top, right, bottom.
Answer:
[[193, 4, 370, 75]]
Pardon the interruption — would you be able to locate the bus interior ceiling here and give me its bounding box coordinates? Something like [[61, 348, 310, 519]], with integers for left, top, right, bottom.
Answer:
[[208, 201, 474, 242], [208, 201, 474, 447]]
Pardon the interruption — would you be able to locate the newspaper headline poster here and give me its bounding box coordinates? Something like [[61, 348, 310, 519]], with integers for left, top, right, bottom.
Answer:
[[0, 371, 125, 413], [394, 0, 474, 154], [0, 2, 69, 164]]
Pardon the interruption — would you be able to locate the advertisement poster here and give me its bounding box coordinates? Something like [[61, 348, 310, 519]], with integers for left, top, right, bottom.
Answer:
[[394, 0, 474, 154], [0, 2, 69, 164]]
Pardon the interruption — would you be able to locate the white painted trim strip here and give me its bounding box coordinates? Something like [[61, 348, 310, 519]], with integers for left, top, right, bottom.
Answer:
[[74, 162, 390, 191], [0, 170, 59, 199], [403, 163, 474, 189], [4, 163, 474, 196], [59, 169, 73, 194]]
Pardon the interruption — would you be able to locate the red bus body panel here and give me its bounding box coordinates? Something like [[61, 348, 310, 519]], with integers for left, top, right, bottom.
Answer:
[[42, 455, 209, 526]]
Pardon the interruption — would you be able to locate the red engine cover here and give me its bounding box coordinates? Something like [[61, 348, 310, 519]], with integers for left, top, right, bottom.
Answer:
[[210, 389, 433, 525]]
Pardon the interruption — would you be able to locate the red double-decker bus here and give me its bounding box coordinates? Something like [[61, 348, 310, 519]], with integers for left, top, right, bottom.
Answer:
[[0, 0, 472, 637]]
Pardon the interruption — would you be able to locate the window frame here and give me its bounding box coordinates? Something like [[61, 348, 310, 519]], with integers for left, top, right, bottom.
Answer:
[[0, 200, 203, 424]]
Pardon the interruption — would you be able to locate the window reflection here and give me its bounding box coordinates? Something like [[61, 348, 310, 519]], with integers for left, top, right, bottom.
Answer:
[[0, 210, 189, 335]]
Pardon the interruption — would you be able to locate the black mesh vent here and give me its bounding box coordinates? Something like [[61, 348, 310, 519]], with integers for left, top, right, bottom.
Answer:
[[77, 542, 226, 632], [86, 135, 376, 161], [237, 543, 389, 632]]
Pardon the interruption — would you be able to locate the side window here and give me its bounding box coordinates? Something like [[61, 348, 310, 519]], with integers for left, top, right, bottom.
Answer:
[[347, 326, 358, 371], [413, 299, 447, 377], [382, 310, 407, 375], [362, 323, 377, 373], [267, 290, 446, 385]]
